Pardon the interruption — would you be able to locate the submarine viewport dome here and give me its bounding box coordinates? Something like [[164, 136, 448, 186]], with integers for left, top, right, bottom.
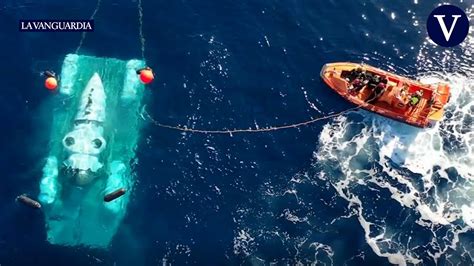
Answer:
[[92, 138, 103, 149], [64, 136, 75, 146]]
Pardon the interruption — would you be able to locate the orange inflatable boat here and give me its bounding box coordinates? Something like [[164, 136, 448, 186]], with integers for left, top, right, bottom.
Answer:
[[320, 62, 451, 128]]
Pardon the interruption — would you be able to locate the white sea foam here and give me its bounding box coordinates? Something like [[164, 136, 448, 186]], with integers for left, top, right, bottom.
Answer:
[[233, 229, 256, 256], [309, 242, 335, 265], [199, 35, 230, 103]]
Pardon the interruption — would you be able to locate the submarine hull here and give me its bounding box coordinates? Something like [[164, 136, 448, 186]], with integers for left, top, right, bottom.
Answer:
[[38, 54, 146, 248]]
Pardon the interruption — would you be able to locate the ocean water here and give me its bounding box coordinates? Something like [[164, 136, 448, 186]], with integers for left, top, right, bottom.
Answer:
[[0, 0, 473, 265]]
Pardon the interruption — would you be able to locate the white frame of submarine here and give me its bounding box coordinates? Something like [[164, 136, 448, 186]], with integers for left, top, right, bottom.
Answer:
[[38, 54, 146, 248]]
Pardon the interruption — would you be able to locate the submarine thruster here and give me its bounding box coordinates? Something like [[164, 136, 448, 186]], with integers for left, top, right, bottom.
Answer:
[[38, 54, 146, 248], [17, 194, 42, 209], [104, 188, 127, 202]]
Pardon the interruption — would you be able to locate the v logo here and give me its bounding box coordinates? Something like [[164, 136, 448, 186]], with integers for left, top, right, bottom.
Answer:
[[433, 15, 462, 41]]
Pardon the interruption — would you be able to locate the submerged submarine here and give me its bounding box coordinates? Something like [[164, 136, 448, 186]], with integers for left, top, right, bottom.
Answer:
[[38, 54, 146, 248]]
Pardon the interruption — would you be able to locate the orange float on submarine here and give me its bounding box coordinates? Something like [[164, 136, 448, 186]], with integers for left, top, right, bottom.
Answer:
[[136, 67, 154, 84], [42, 70, 58, 90]]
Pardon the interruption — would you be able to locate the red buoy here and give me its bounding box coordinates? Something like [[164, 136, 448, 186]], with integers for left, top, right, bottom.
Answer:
[[138, 68, 154, 84], [45, 77, 58, 90]]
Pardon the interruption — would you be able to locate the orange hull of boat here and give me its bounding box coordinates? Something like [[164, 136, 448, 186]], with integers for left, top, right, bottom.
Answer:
[[320, 62, 450, 128]]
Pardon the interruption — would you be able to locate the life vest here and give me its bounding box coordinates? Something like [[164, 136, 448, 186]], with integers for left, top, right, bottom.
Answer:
[[410, 95, 420, 105]]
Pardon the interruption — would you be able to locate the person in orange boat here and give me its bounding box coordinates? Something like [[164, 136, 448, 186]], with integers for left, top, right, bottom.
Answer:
[[396, 86, 408, 105], [409, 90, 423, 106], [367, 81, 386, 103], [367, 74, 381, 89], [346, 67, 363, 81], [348, 78, 364, 94], [405, 90, 424, 113], [397, 83, 409, 100]]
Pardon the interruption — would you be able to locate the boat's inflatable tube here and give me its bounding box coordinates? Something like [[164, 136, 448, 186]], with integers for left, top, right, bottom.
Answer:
[[38, 54, 146, 248]]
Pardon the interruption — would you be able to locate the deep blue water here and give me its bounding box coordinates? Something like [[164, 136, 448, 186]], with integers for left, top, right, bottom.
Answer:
[[1, 0, 473, 265]]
